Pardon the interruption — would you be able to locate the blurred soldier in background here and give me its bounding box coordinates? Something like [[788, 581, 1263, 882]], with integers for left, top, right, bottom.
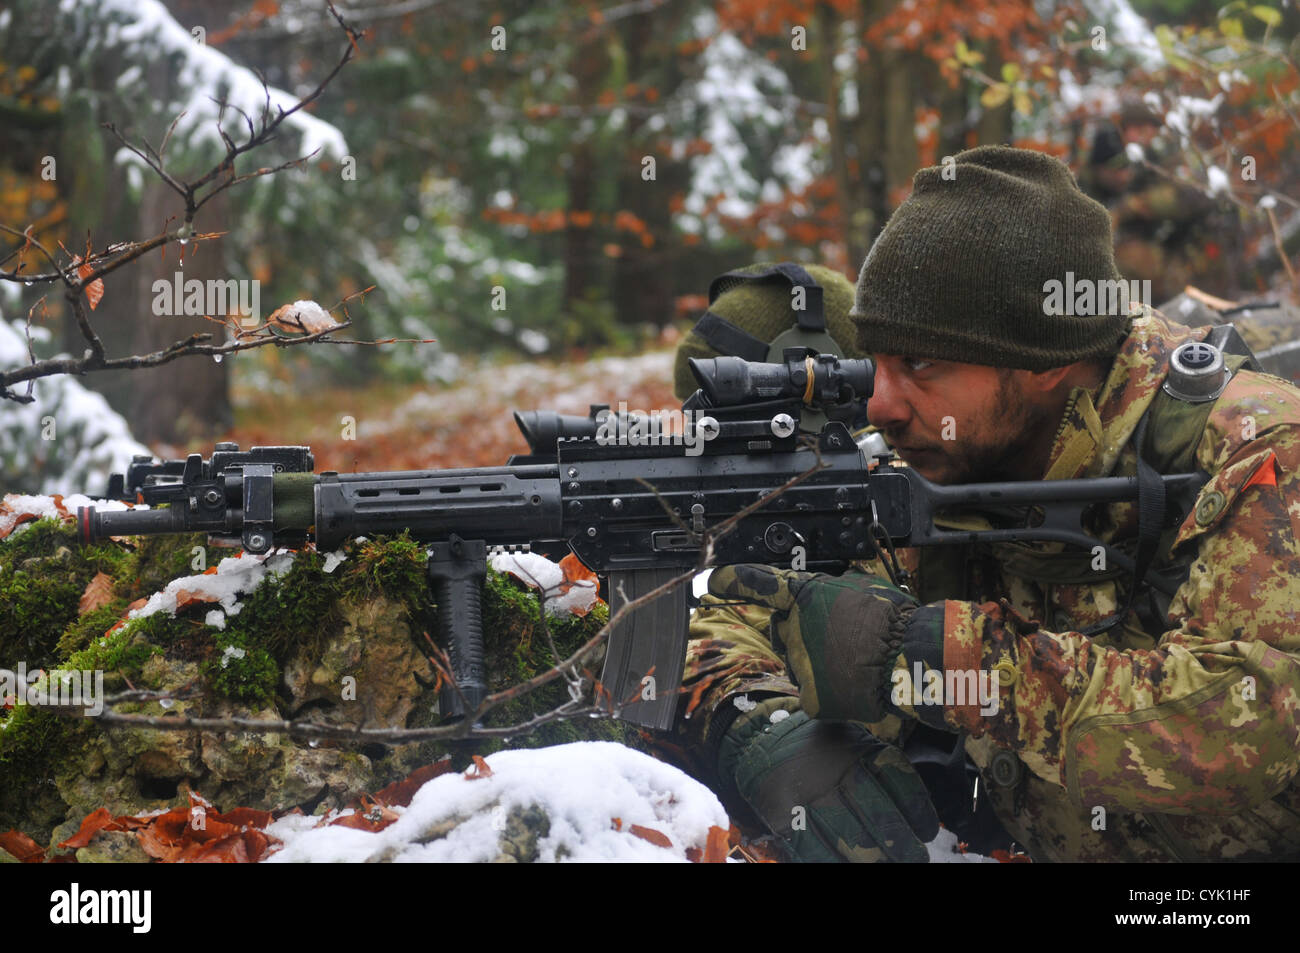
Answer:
[[1079, 100, 1233, 302]]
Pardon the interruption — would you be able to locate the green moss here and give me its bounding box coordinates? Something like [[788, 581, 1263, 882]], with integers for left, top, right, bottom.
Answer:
[[0, 518, 133, 667], [473, 570, 642, 757], [203, 640, 279, 707], [0, 704, 93, 836], [224, 547, 341, 659], [55, 599, 128, 658], [346, 532, 425, 597], [1, 525, 653, 841], [120, 533, 210, 598]]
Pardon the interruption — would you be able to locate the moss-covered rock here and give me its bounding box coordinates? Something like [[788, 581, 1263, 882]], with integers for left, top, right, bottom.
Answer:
[[0, 519, 644, 853]]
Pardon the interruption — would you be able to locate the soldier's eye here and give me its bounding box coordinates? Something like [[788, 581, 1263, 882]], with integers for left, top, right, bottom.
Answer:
[[904, 357, 934, 373]]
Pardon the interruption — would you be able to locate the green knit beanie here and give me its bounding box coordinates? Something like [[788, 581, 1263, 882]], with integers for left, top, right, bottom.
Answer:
[[673, 263, 861, 400], [851, 146, 1131, 371]]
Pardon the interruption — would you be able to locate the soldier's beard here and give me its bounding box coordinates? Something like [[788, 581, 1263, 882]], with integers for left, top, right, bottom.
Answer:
[[891, 372, 1054, 485]]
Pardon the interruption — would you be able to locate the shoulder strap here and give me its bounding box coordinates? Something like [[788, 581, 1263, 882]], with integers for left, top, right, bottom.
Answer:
[[690, 311, 769, 362]]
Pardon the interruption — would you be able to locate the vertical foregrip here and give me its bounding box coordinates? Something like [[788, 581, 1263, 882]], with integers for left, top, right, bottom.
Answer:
[[426, 537, 488, 719]]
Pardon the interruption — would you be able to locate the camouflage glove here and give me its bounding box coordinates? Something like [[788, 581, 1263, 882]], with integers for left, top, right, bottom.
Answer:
[[707, 565, 945, 723], [719, 700, 939, 862]]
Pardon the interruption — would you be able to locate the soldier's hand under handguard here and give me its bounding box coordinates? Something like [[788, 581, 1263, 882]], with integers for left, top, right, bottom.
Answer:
[[719, 700, 940, 862], [707, 565, 946, 726]]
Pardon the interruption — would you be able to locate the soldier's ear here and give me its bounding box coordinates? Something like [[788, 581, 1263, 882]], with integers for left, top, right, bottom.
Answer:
[[1022, 364, 1076, 396]]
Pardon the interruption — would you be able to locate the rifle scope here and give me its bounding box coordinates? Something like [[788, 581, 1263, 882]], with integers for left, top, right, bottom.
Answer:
[[513, 405, 608, 455], [688, 350, 873, 408]]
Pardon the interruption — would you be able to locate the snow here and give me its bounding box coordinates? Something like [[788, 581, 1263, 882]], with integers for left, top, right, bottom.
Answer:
[[1206, 166, 1230, 197], [1, 314, 151, 495], [126, 550, 296, 624], [59, 0, 347, 161], [261, 739, 994, 863], [0, 492, 132, 538], [1124, 142, 1145, 163], [678, 15, 806, 230], [264, 741, 730, 862], [1081, 0, 1164, 70], [219, 645, 246, 668], [926, 826, 997, 863], [489, 550, 599, 616]]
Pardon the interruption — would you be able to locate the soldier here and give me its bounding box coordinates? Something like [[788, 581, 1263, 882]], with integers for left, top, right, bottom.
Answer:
[[1078, 101, 1233, 302], [678, 146, 1300, 862]]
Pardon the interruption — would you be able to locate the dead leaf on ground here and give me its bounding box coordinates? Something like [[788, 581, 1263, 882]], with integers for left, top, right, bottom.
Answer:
[[329, 799, 400, 833], [50, 791, 281, 863], [0, 829, 47, 862], [78, 573, 116, 616], [628, 824, 672, 849], [464, 755, 494, 780], [174, 588, 220, 610], [369, 758, 455, 809]]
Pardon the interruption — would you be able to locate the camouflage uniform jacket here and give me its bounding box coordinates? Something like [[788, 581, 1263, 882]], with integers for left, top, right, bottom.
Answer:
[[678, 312, 1300, 861]]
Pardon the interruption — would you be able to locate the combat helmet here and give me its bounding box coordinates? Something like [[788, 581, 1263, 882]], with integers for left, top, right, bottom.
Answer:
[[672, 262, 863, 401]]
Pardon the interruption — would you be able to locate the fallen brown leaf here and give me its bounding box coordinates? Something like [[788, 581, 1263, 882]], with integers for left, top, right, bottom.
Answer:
[[0, 829, 47, 862], [629, 824, 672, 849], [370, 759, 455, 808], [78, 573, 116, 616]]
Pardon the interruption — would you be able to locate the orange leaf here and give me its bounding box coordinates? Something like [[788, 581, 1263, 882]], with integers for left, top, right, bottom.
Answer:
[[558, 552, 597, 587], [174, 588, 219, 610], [991, 848, 1033, 863], [0, 511, 37, 541], [372, 758, 455, 808], [702, 824, 730, 863], [78, 573, 116, 616], [85, 279, 104, 310], [610, 817, 623, 831], [215, 807, 275, 829], [176, 830, 247, 862], [330, 804, 400, 832], [1, 828, 48, 862], [58, 807, 118, 849], [71, 257, 105, 310], [628, 824, 672, 848], [464, 755, 494, 780]]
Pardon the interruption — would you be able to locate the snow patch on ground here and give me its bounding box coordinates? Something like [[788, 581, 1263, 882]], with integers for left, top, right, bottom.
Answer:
[[926, 826, 997, 863], [264, 741, 731, 863], [489, 550, 599, 617], [127, 550, 296, 624]]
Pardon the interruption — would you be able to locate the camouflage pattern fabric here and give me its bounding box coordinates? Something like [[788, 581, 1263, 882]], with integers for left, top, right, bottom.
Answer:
[[677, 311, 1300, 861]]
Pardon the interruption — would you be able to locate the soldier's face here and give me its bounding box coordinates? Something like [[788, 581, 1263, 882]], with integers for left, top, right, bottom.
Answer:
[[868, 355, 1053, 484]]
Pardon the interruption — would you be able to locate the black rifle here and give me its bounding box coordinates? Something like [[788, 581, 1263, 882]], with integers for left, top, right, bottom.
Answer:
[[77, 349, 1205, 730]]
